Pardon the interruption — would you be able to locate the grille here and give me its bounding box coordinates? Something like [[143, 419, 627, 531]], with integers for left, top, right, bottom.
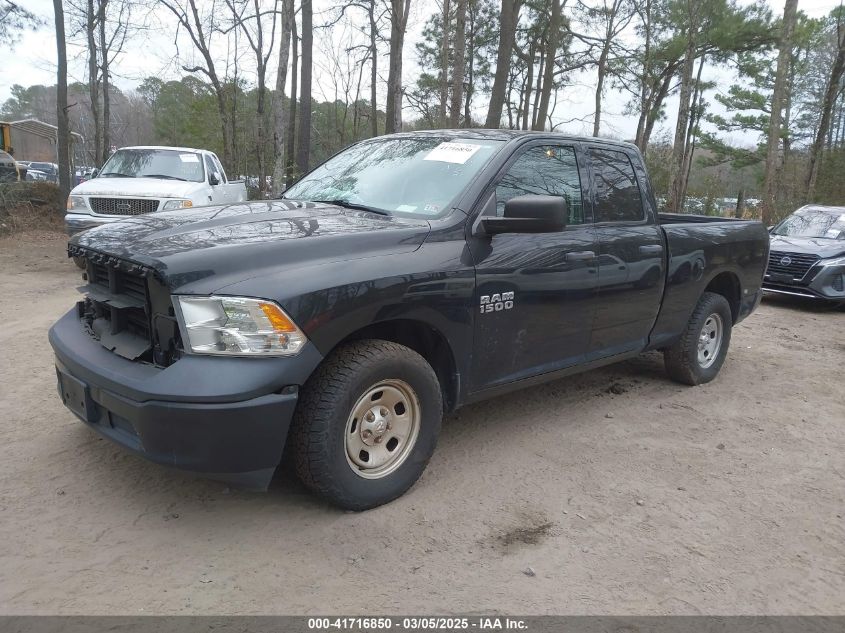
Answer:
[[87, 261, 152, 348], [89, 261, 147, 303], [89, 197, 159, 216], [766, 250, 820, 280]]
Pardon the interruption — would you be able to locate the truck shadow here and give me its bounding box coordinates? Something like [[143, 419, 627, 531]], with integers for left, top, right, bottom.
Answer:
[[267, 350, 671, 499], [66, 349, 672, 513], [762, 293, 844, 313]]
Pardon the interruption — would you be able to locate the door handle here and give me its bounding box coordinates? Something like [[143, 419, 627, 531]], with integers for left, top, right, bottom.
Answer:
[[565, 250, 596, 262], [638, 245, 663, 255]]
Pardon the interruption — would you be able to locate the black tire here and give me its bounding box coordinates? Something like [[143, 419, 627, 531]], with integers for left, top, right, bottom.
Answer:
[[291, 339, 443, 510], [72, 255, 86, 269], [664, 291, 733, 386]]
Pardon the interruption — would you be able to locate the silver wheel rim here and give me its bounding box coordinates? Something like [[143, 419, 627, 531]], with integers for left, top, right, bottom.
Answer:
[[344, 379, 421, 479], [697, 313, 723, 369]]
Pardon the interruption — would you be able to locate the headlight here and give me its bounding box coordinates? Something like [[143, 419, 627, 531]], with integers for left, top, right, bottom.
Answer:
[[173, 296, 307, 356], [162, 199, 193, 211], [819, 255, 845, 267], [67, 195, 88, 211]]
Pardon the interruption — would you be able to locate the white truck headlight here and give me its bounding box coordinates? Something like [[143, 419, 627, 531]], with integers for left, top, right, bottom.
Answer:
[[174, 296, 307, 356], [162, 199, 193, 211], [67, 195, 88, 211]]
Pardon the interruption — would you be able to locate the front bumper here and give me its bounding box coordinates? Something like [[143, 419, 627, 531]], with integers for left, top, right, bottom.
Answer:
[[763, 261, 845, 301], [65, 213, 115, 236], [49, 309, 323, 489]]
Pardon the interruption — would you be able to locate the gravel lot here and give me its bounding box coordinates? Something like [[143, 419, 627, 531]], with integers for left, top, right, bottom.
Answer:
[[1, 231, 843, 615]]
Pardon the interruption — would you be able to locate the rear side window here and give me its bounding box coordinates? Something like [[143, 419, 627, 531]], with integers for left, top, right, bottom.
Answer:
[[495, 145, 585, 225], [590, 148, 644, 223]]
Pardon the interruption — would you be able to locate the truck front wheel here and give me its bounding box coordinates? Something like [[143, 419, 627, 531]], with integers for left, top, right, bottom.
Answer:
[[664, 291, 733, 386], [291, 340, 443, 510]]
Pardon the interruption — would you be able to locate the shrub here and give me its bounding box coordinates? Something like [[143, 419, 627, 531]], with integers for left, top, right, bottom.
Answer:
[[0, 182, 65, 236]]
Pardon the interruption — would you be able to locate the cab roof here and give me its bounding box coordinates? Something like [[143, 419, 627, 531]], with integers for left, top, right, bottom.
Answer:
[[388, 129, 639, 151]]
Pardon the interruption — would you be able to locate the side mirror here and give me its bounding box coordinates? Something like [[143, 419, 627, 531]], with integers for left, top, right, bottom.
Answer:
[[91, 168, 99, 178], [481, 195, 567, 235], [209, 172, 221, 186]]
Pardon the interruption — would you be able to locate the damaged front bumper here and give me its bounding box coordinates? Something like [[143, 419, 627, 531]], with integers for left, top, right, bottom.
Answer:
[[49, 309, 323, 490], [65, 213, 115, 236]]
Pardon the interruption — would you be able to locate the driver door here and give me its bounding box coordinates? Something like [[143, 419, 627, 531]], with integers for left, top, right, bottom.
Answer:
[[467, 142, 598, 392]]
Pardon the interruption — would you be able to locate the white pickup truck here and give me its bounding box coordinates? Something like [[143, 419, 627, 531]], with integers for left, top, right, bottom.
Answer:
[[65, 146, 247, 237]]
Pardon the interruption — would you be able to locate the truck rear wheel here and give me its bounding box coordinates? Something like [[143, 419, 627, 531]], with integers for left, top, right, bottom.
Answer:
[[664, 291, 733, 386], [291, 340, 443, 510]]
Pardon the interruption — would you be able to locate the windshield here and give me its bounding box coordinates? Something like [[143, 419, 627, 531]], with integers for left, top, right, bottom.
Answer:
[[283, 137, 505, 217], [99, 149, 205, 182], [773, 208, 845, 240]]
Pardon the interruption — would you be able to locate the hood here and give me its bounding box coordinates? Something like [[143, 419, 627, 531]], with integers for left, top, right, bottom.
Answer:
[[71, 177, 202, 198], [70, 200, 431, 293], [769, 234, 845, 259]]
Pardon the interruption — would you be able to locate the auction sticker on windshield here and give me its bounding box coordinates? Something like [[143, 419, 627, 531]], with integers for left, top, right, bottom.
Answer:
[[424, 142, 482, 164], [180, 154, 200, 162]]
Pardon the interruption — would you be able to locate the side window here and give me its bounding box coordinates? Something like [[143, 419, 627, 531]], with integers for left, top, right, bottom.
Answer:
[[495, 145, 585, 225], [590, 148, 644, 223], [204, 155, 216, 183], [211, 154, 227, 182]]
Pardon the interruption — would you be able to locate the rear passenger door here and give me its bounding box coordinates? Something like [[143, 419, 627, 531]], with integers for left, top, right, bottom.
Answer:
[[587, 146, 665, 358]]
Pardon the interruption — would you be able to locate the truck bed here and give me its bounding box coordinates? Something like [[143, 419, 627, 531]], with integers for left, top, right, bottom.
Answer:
[[648, 215, 770, 351]]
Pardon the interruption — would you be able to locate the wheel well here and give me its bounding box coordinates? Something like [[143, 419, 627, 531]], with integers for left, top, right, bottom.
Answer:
[[336, 320, 459, 412], [705, 272, 741, 323]]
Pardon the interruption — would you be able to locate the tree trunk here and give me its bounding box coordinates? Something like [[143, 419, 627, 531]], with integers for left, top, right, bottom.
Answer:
[[593, 45, 609, 137], [485, 0, 521, 128], [678, 55, 706, 209], [762, 0, 798, 224], [666, 40, 696, 213], [463, 0, 476, 124], [439, 0, 450, 127], [86, 0, 101, 166], [272, 0, 292, 196], [805, 19, 845, 202], [295, 0, 312, 175], [286, 21, 298, 186], [641, 72, 673, 151], [368, 0, 378, 136], [98, 0, 110, 164], [54, 0, 72, 199], [385, 0, 411, 134], [217, 93, 233, 173], [450, 0, 467, 127], [634, 0, 652, 151], [521, 44, 533, 130], [530, 46, 544, 129], [735, 187, 745, 219], [534, 0, 560, 131]]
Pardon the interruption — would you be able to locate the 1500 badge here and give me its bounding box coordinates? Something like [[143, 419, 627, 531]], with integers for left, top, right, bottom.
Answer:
[[480, 292, 515, 313]]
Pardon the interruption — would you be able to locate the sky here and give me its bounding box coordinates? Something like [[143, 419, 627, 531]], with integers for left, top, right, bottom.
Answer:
[[1, 0, 842, 144]]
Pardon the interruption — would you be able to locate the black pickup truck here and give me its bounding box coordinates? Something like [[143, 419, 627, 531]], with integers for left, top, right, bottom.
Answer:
[[50, 131, 769, 509]]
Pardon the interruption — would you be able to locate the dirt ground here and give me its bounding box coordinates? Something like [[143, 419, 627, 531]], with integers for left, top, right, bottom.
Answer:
[[0, 231, 843, 616]]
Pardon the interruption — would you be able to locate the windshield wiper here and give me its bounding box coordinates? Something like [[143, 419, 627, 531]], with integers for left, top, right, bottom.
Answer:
[[100, 172, 134, 178], [314, 199, 390, 216], [145, 174, 188, 181]]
